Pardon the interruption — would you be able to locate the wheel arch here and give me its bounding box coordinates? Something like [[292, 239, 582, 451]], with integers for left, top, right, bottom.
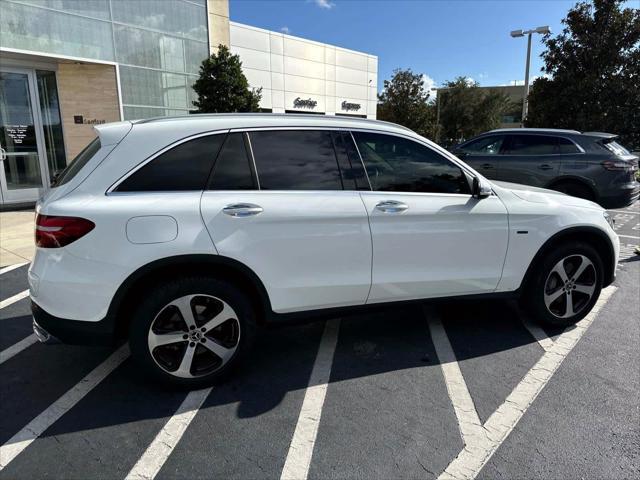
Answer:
[[520, 226, 616, 292], [545, 175, 599, 201], [107, 254, 273, 339]]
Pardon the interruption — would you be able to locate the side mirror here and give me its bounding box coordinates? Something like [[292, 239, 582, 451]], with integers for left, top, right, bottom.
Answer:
[[472, 176, 492, 199]]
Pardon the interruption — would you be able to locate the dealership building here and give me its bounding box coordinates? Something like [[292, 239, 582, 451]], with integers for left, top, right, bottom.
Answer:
[[0, 0, 378, 206]]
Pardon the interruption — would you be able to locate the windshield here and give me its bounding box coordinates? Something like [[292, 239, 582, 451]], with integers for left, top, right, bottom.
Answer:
[[52, 138, 101, 187]]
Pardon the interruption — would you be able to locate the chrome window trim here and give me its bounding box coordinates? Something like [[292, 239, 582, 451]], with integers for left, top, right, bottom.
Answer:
[[106, 129, 229, 194], [243, 131, 261, 190]]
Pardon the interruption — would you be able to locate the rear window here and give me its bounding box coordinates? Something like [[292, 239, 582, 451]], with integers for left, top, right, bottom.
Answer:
[[557, 137, 581, 154], [52, 138, 101, 186], [116, 134, 225, 192], [603, 140, 630, 156], [249, 130, 343, 190]]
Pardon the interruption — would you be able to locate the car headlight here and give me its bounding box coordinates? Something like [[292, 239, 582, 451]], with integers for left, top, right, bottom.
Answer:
[[603, 211, 615, 229]]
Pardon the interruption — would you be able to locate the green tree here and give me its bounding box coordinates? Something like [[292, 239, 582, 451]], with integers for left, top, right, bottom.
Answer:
[[526, 0, 640, 149], [377, 69, 435, 138], [192, 45, 262, 113], [438, 77, 512, 146]]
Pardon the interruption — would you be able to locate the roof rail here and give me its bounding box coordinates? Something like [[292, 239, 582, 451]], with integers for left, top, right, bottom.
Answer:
[[134, 112, 413, 132], [488, 127, 581, 134]]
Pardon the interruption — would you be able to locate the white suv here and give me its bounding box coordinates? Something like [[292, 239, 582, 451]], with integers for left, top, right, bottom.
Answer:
[[30, 114, 619, 387]]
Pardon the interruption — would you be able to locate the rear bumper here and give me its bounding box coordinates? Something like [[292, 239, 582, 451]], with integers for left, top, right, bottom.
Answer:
[[31, 300, 117, 346], [599, 183, 639, 209]]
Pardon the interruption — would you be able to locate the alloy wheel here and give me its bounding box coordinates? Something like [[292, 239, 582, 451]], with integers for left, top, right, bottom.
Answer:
[[147, 294, 240, 378], [543, 255, 597, 319]]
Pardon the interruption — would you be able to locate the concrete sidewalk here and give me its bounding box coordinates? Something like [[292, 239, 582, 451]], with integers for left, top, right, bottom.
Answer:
[[0, 211, 35, 267]]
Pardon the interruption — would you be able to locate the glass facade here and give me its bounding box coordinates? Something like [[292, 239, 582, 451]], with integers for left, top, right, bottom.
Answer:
[[0, 0, 209, 119]]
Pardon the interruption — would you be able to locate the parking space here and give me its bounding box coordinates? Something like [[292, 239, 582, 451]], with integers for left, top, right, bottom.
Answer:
[[0, 203, 638, 479]]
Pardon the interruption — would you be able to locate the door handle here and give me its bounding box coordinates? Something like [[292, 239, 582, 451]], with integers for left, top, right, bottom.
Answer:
[[222, 203, 263, 217], [481, 163, 493, 169], [0, 147, 6, 162], [538, 164, 553, 170], [375, 200, 408, 213]]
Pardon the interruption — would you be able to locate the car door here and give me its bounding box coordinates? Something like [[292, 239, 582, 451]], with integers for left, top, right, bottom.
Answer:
[[454, 134, 506, 180], [200, 129, 372, 314], [499, 134, 561, 187], [352, 131, 509, 303]]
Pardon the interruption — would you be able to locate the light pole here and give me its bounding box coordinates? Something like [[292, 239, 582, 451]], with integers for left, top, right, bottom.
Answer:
[[510, 25, 550, 125]]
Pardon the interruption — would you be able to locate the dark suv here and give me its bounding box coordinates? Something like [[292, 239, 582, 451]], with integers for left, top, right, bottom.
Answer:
[[453, 128, 639, 208]]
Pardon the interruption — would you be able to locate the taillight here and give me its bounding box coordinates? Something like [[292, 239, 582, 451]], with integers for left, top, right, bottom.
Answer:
[[35, 214, 95, 248], [602, 160, 631, 171]]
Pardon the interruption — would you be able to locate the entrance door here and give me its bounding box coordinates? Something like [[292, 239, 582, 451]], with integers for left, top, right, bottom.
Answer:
[[0, 67, 48, 204]]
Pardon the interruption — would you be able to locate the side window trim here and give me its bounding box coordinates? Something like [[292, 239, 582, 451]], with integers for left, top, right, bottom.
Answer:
[[107, 130, 229, 194], [348, 130, 373, 191], [243, 131, 261, 190]]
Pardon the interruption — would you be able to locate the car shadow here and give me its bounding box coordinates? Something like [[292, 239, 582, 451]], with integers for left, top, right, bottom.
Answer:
[[1, 297, 551, 441]]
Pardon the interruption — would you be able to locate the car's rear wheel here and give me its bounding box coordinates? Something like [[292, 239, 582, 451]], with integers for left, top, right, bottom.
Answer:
[[523, 242, 603, 328], [551, 181, 595, 201], [129, 277, 256, 388]]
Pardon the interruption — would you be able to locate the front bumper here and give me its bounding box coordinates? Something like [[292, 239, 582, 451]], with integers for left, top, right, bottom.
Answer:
[[31, 300, 117, 346]]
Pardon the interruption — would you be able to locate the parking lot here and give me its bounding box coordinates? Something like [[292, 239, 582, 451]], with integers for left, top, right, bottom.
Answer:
[[0, 204, 638, 480]]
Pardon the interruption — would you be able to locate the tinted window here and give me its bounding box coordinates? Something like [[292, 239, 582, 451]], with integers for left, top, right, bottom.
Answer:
[[461, 135, 504, 155], [332, 132, 369, 190], [208, 133, 256, 190], [116, 134, 224, 192], [505, 135, 558, 155], [353, 132, 471, 194], [53, 138, 101, 186], [557, 137, 580, 154], [249, 130, 343, 190]]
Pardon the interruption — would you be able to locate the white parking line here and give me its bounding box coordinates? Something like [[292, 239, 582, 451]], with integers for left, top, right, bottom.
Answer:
[[0, 290, 29, 310], [425, 307, 484, 446], [438, 286, 617, 480], [617, 234, 640, 240], [126, 387, 212, 480], [520, 317, 554, 352], [280, 319, 340, 480], [0, 334, 38, 365], [0, 344, 129, 470], [0, 262, 29, 276]]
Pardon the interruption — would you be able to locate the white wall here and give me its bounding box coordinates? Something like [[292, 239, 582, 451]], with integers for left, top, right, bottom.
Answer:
[[230, 22, 377, 119]]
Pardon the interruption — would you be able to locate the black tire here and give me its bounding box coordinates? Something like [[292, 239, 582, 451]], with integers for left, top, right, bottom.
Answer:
[[552, 181, 595, 201], [522, 242, 603, 328], [129, 276, 257, 389]]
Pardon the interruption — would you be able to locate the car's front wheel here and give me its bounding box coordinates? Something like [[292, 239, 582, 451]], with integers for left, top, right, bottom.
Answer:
[[523, 242, 603, 328], [129, 277, 256, 388]]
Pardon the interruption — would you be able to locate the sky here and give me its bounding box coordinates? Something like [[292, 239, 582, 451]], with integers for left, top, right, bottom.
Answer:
[[229, 0, 583, 92]]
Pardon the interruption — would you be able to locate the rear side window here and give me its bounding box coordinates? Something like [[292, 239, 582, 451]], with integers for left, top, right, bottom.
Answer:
[[353, 131, 471, 194], [53, 138, 101, 186], [116, 134, 225, 192], [249, 130, 343, 190], [557, 137, 581, 154], [504, 135, 558, 155], [461, 135, 505, 155], [208, 133, 256, 190]]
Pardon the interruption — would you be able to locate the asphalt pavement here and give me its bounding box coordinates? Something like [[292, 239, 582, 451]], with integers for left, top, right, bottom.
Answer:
[[0, 203, 638, 480]]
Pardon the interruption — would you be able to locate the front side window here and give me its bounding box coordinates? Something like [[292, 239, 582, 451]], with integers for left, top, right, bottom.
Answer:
[[504, 135, 558, 155], [352, 132, 471, 194], [461, 135, 505, 155], [116, 134, 225, 192], [249, 130, 343, 190]]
